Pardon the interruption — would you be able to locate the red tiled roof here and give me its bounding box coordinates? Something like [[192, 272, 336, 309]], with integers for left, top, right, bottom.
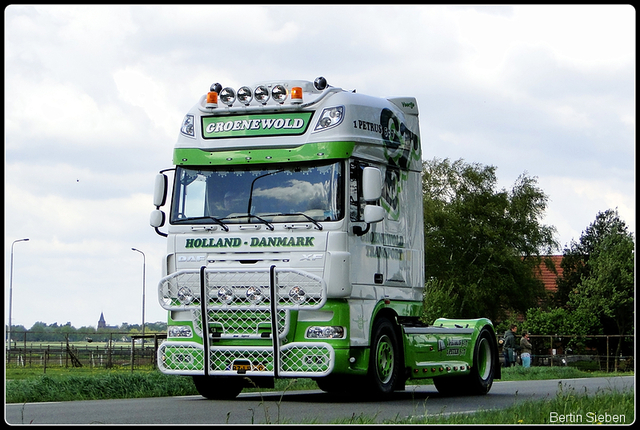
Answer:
[[533, 255, 563, 292]]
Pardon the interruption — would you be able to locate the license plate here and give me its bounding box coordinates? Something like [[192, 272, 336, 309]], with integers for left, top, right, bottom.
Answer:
[[232, 360, 252, 374]]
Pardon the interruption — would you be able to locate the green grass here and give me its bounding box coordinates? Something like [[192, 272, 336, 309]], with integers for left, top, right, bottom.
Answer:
[[5, 366, 633, 405], [6, 371, 198, 403], [403, 386, 634, 424]]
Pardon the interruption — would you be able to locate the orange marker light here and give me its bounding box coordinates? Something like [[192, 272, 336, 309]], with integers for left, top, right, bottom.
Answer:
[[207, 91, 218, 105], [290, 86, 303, 104]]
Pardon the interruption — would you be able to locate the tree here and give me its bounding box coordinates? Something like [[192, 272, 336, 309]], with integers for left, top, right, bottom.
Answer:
[[555, 209, 630, 306], [524, 209, 634, 360], [568, 226, 634, 361], [421, 158, 558, 323]]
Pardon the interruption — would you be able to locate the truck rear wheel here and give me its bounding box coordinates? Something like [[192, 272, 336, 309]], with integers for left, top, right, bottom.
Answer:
[[433, 327, 496, 396], [466, 327, 496, 395], [367, 317, 402, 396], [192, 376, 244, 400]]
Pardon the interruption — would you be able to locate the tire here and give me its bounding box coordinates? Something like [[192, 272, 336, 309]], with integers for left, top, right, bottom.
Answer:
[[192, 375, 244, 400], [433, 327, 496, 396], [367, 318, 402, 396], [315, 375, 365, 395], [466, 327, 496, 395]]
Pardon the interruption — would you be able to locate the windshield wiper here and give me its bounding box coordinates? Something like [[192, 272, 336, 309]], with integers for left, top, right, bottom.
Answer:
[[173, 216, 229, 232], [248, 214, 275, 231], [268, 212, 323, 230]]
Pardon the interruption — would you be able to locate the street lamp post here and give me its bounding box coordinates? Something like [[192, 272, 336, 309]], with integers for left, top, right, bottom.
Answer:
[[131, 248, 146, 341], [8, 238, 29, 351]]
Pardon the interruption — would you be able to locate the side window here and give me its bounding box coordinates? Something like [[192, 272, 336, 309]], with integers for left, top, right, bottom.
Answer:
[[349, 161, 366, 222]]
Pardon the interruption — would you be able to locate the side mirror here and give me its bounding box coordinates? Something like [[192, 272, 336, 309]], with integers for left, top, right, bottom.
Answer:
[[353, 168, 385, 237], [153, 174, 168, 207], [150, 209, 168, 237], [364, 205, 385, 224], [362, 167, 383, 201], [150, 209, 165, 228]]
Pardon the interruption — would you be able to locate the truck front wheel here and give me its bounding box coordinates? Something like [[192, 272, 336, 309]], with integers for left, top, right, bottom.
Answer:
[[367, 318, 402, 396], [192, 376, 244, 400]]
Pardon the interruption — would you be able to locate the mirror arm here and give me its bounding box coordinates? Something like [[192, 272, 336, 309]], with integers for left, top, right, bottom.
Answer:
[[154, 227, 168, 237], [352, 223, 371, 237]]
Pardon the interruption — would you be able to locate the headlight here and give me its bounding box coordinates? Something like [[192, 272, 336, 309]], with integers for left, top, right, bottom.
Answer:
[[177, 287, 195, 305], [306, 326, 345, 339], [180, 114, 194, 137], [246, 286, 263, 304], [314, 106, 344, 131], [289, 286, 306, 304], [168, 325, 192, 338]]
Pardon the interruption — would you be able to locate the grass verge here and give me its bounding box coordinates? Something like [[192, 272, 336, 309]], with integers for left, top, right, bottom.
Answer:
[[403, 386, 634, 424], [6, 371, 197, 403], [5, 366, 633, 404]]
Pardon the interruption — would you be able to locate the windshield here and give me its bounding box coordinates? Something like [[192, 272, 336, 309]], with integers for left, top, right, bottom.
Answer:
[[171, 160, 344, 225]]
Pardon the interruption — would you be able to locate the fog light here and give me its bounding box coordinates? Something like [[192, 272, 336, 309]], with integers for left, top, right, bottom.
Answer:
[[246, 286, 263, 304], [219, 87, 236, 107], [177, 287, 194, 305], [254, 85, 270, 104], [289, 286, 306, 304], [217, 287, 234, 304], [272, 84, 287, 104], [237, 86, 253, 106]]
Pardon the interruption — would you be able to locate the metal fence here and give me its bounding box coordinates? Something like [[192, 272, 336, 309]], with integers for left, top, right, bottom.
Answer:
[[497, 334, 634, 372], [5, 331, 634, 373], [5, 332, 166, 372]]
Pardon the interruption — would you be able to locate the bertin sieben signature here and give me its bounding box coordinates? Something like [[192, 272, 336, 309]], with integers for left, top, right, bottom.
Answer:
[[549, 411, 626, 424]]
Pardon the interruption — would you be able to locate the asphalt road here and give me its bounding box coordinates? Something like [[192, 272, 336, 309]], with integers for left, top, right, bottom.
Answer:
[[5, 376, 634, 425]]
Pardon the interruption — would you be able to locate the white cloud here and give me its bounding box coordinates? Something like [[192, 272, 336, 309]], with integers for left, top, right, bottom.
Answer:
[[540, 176, 635, 247], [113, 67, 185, 137]]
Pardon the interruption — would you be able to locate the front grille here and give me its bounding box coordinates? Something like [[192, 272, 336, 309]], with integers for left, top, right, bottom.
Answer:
[[159, 267, 325, 340], [159, 267, 326, 311], [158, 342, 334, 376]]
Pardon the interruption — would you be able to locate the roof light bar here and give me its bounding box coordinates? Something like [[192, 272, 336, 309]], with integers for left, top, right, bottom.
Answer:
[[203, 78, 329, 110]]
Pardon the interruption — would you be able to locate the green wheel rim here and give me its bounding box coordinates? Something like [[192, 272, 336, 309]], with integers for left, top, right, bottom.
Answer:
[[375, 334, 394, 384]]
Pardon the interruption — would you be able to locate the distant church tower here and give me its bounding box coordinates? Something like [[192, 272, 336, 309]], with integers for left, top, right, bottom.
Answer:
[[98, 312, 107, 329]]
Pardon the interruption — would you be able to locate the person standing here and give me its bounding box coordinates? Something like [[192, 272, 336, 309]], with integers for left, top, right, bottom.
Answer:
[[520, 331, 533, 368], [503, 324, 517, 367]]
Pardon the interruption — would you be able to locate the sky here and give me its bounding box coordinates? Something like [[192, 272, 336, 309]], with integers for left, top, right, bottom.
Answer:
[[4, 5, 635, 330]]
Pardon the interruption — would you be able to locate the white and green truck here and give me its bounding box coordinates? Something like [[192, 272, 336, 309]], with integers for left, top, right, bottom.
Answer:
[[150, 77, 500, 399]]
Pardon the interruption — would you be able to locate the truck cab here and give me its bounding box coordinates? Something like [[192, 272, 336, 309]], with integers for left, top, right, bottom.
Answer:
[[151, 77, 499, 398]]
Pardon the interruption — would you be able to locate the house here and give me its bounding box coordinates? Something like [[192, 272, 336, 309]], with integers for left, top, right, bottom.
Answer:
[[533, 255, 563, 293]]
